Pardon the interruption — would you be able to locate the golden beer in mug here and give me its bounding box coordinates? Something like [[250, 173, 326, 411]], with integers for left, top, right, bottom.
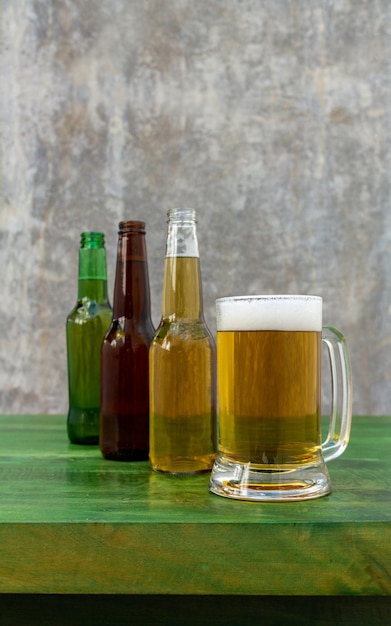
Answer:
[[209, 295, 352, 502]]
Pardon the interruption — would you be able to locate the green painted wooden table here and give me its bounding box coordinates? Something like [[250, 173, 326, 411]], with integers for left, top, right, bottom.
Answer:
[[0, 415, 390, 625]]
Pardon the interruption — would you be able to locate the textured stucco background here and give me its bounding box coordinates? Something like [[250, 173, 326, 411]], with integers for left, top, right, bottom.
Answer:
[[1, 0, 390, 415]]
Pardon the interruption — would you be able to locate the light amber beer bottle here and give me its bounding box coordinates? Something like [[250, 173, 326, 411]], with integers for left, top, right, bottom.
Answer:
[[100, 221, 155, 461], [66, 232, 112, 444], [149, 208, 216, 473]]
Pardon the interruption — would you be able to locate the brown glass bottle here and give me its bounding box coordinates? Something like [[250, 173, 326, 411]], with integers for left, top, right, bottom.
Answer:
[[100, 221, 155, 461]]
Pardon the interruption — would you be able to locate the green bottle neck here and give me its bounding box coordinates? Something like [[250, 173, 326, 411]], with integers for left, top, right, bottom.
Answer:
[[77, 279, 109, 303], [78, 247, 109, 303]]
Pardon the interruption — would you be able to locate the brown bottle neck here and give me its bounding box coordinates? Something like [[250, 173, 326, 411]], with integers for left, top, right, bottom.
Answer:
[[112, 231, 152, 321]]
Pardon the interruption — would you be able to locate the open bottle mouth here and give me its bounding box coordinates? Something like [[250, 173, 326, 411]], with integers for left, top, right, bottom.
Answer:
[[80, 232, 105, 248], [118, 221, 146, 234], [167, 208, 197, 223]]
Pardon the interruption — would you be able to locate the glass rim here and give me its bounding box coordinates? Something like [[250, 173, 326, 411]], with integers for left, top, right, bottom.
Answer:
[[167, 207, 197, 222], [80, 232, 105, 248], [216, 294, 322, 304], [118, 220, 146, 234]]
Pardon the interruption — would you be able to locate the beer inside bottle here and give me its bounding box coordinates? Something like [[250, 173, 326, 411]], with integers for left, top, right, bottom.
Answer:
[[149, 208, 216, 474], [100, 221, 155, 461], [66, 232, 112, 444]]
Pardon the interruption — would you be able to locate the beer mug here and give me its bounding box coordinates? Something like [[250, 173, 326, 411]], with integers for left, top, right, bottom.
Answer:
[[209, 295, 352, 502]]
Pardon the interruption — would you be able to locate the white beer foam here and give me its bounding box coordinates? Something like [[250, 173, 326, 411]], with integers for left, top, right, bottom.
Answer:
[[216, 295, 322, 331]]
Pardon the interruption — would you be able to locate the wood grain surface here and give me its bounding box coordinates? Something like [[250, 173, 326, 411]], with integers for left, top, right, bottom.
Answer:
[[0, 415, 390, 598]]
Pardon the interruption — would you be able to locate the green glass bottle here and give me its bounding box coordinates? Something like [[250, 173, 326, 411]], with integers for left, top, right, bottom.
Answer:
[[66, 232, 112, 444]]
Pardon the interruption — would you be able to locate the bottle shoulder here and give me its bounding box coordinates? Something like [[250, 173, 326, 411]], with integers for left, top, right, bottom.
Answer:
[[67, 298, 112, 323], [104, 317, 155, 344], [152, 317, 215, 344]]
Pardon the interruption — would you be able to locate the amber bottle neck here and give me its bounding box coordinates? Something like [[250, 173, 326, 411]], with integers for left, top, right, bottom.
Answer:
[[162, 211, 204, 320]]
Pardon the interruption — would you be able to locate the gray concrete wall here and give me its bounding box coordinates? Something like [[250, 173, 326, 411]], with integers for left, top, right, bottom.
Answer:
[[1, 0, 390, 415]]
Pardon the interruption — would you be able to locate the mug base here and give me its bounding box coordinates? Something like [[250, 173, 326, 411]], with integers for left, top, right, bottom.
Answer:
[[209, 456, 332, 502]]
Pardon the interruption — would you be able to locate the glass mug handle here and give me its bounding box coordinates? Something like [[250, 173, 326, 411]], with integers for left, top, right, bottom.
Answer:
[[321, 326, 353, 463]]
